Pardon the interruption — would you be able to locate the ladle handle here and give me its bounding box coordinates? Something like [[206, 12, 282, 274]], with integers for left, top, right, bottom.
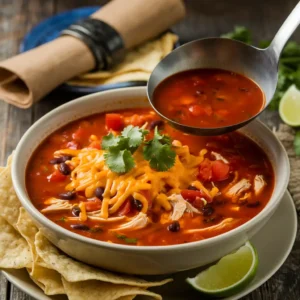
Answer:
[[267, 1, 300, 61]]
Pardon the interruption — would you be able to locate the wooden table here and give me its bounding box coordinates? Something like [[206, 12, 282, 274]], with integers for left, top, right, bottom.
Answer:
[[0, 0, 299, 299]]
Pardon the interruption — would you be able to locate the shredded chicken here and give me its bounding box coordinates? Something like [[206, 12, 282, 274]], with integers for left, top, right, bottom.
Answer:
[[254, 175, 266, 195], [110, 212, 148, 232], [41, 198, 73, 213], [225, 179, 251, 201], [168, 194, 201, 221], [184, 218, 240, 234], [211, 151, 229, 164]]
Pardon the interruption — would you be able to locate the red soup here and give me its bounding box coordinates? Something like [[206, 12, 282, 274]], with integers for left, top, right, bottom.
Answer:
[[26, 108, 274, 246], [153, 68, 265, 128]]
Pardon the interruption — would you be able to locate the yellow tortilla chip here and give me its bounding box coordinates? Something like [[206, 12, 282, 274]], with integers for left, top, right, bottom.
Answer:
[[28, 266, 65, 295], [17, 208, 65, 295], [69, 32, 178, 86], [35, 232, 171, 287], [0, 155, 22, 228], [62, 278, 162, 300], [0, 216, 32, 268], [118, 296, 136, 300]]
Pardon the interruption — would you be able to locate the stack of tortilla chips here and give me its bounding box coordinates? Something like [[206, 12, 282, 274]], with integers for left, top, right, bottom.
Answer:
[[68, 32, 178, 86], [0, 155, 171, 299]]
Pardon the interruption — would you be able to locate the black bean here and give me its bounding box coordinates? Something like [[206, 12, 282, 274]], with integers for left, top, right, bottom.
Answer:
[[59, 163, 71, 175], [95, 187, 104, 200], [202, 205, 214, 216], [149, 120, 164, 130], [59, 191, 76, 200], [187, 185, 198, 191], [72, 206, 81, 217], [168, 221, 180, 232], [49, 155, 72, 164], [246, 201, 260, 208], [71, 224, 89, 231], [132, 198, 143, 211]]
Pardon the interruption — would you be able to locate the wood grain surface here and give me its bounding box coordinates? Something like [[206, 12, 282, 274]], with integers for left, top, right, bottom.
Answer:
[[0, 1, 299, 299]]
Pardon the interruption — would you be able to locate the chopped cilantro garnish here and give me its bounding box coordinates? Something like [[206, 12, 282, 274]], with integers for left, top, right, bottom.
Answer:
[[104, 149, 135, 173], [143, 127, 176, 171], [116, 234, 138, 244], [102, 125, 175, 173], [57, 216, 66, 222]]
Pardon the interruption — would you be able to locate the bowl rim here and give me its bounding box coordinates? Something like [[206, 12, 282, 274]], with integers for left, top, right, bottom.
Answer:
[[12, 86, 290, 252]]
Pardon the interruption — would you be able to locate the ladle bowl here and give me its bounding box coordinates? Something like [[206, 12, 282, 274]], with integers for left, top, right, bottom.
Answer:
[[147, 2, 300, 136]]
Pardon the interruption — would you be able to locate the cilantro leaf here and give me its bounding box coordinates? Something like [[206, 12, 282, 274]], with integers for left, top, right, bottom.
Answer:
[[143, 127, 176, 171], [101, 133, 121, 150], [121, 125, 148, 148], [294, 131, 300, 156], [104, 149, 135, 173], [116, 234, 138, 244]]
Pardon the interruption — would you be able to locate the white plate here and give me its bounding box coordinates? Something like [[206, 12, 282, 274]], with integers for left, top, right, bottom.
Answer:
[[3, 191, 297, 300]]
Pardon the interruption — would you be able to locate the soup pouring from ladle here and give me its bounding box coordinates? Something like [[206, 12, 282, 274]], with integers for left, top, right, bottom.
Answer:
[[147, 2, 300, 136]]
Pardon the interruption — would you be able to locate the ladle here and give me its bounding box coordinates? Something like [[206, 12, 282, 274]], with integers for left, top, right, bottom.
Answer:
[[147, 2, 300, 136]]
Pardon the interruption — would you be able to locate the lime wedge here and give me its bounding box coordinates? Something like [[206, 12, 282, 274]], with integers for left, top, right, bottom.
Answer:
[[279, 85, 300, 126], [186, 241, 258, 297]]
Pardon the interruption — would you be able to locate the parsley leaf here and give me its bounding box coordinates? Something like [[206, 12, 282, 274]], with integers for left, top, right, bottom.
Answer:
[[294, 131, 300, 156], [104, 149, 135, 173], [121, 125, 148, 148], [143, 127, 176, 171]]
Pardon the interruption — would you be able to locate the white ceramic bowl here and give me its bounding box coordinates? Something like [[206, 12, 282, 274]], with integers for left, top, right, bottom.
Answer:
[[12, 87, 290, 275]]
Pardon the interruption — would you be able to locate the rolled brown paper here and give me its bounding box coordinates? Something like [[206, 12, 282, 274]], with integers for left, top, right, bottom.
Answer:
[[0, 0, 185, 109]]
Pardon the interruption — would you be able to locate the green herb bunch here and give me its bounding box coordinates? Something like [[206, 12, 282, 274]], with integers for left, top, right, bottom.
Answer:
[[101, 125, 176, 173]]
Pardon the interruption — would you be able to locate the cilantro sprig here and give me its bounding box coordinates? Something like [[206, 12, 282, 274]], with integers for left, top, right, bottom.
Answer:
[[101, 125, 176, 173], [143, 127, 176, 171], [102, 125, 148, 173]]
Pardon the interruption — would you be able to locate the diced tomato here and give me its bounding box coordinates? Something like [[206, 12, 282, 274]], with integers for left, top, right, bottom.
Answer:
[[211, 160, 230, 181], [181, 189, 212, 203], [85, 199, 102, 212], [87, 141, 101, 149], [105, 113, 124, 131], [193, 197, 206, 209], [72, 128, 87, 141], [198, 158, 212, 181], [118, 199, 131, 216], [47, 170, 66, 183]]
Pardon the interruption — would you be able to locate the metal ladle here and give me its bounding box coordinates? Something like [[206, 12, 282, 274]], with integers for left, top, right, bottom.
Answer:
[[147, 2, 300, 136]]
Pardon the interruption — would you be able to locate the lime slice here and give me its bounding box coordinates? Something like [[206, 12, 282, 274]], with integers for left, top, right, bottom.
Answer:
[[279, 85, 300, 126], [186, 241, 258, 298]]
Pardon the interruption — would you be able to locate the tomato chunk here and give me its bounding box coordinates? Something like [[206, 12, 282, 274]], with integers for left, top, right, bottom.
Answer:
[[105, 114, 124, 131], [47, 170, 66, 183], [118, 199, 131, 216], [211, 160, 230, 181], [85, 199, 102, 212], [198, 158, 212, 181], [181, 189, 212, 203]]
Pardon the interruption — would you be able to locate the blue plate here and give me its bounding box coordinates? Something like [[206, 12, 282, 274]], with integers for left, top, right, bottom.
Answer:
[[20, 6, 179, 96]]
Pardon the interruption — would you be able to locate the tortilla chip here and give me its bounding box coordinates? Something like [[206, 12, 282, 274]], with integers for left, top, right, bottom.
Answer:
[[70, 32, 178, 86], [0, 155, 22, 228], [62, 278, 162, 300], [118, 296, 136, 300], [0, 216, 32, 268], [69, 71, 150, 86], [35, 232, 171, 287], [28, 266, 65, 295]]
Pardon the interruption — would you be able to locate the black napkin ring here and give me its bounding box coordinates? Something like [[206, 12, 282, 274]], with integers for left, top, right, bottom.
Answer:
[[61, 19, 125, 70]]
